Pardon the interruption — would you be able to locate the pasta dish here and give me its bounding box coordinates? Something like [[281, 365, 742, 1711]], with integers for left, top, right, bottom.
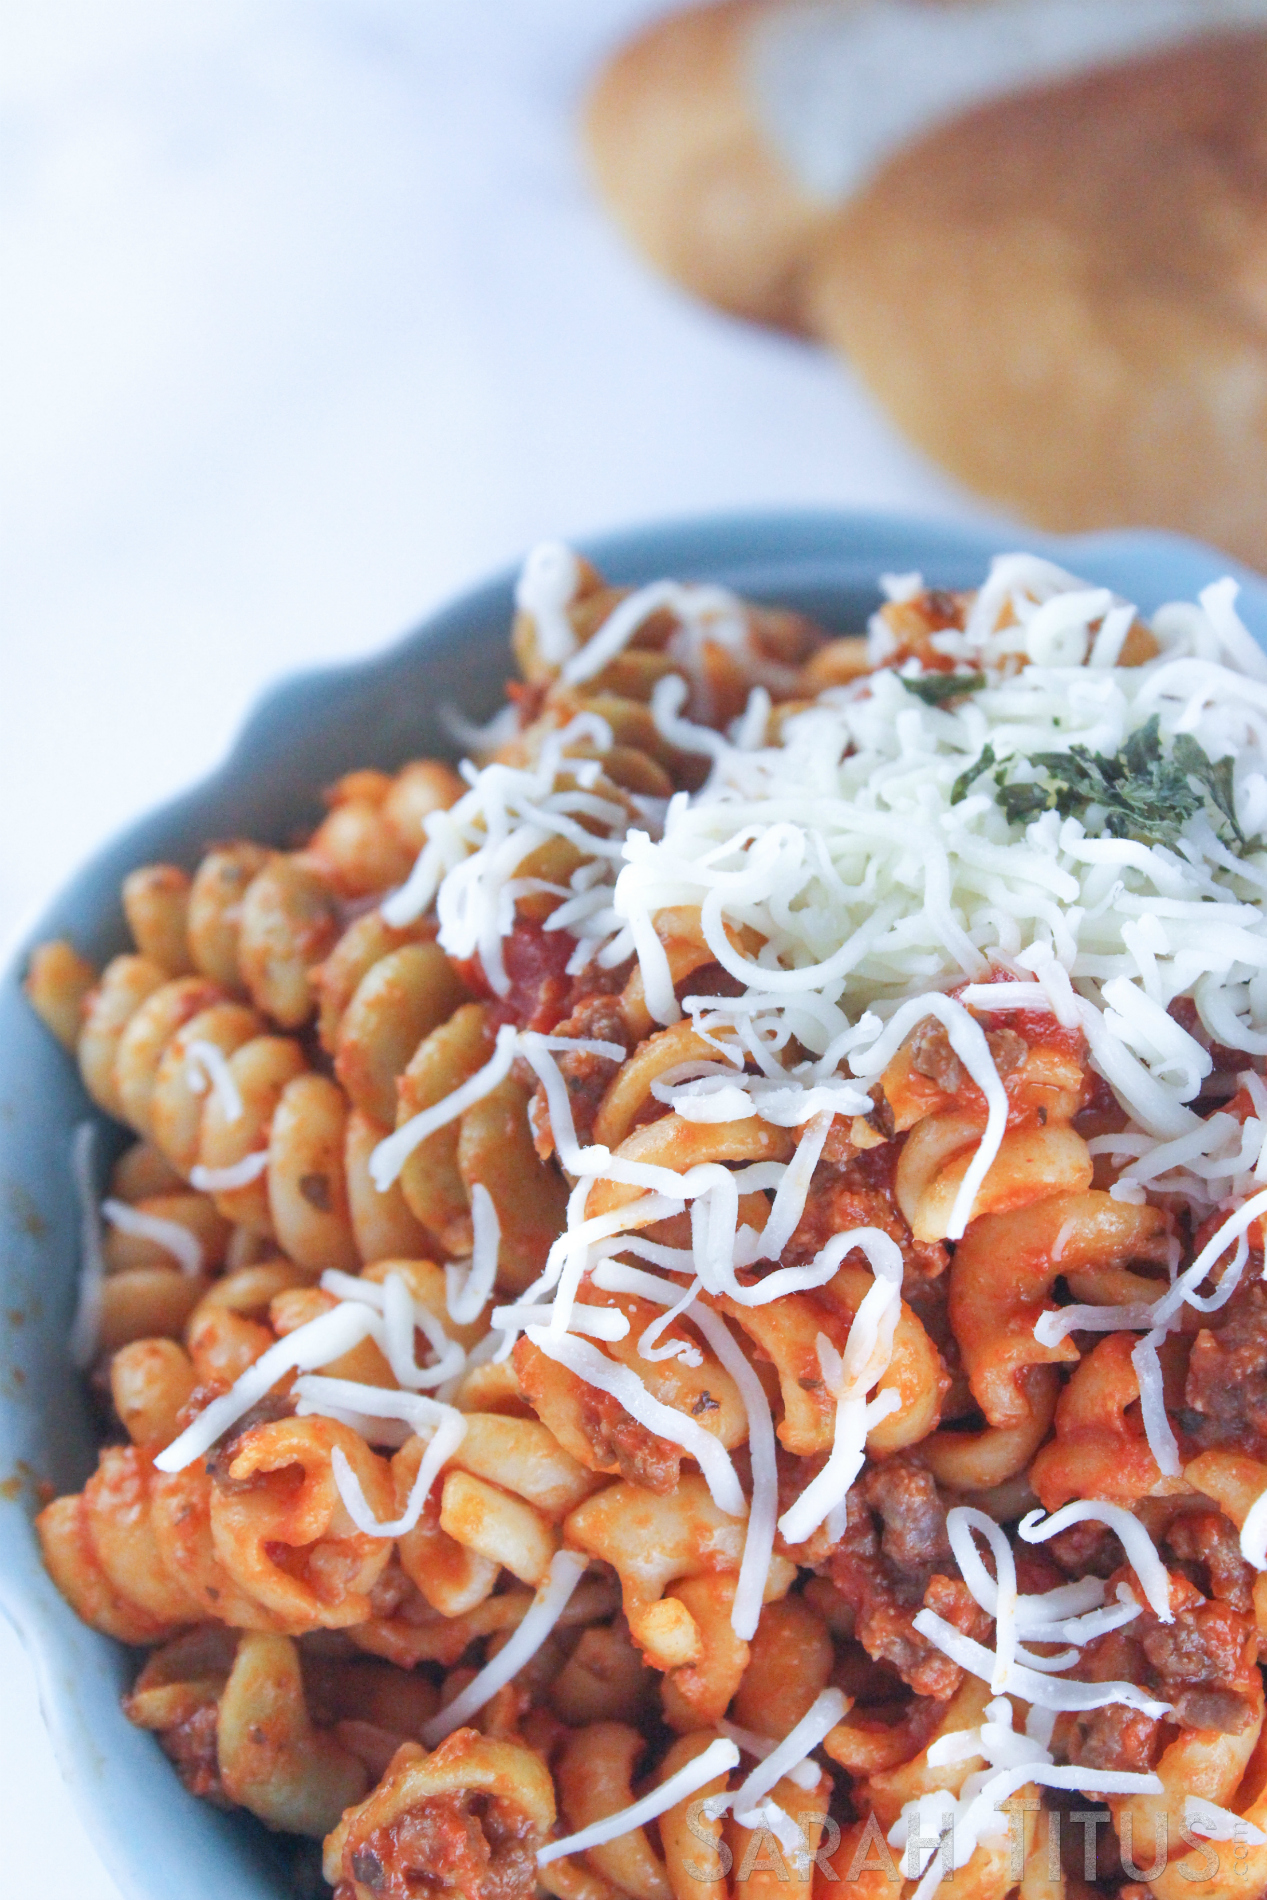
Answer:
[[24, 543, 1267, 1899]]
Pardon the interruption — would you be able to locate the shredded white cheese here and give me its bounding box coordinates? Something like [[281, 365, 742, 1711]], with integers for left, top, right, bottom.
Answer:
[[537, 1736, 740, 1868], [292, 1375, 467, 1537], [321, 1268, 466, 1391], [515, 541, 580, 666], [709, 1688, 847, 1820], [524, 1326, 747, 1519], [1018, 1502, 1173, 1622], [444, 1182, 501, 1326], [688, 1305, 777, 1641], [425, 1549, 589, 1748], [155, 1267, 468, 1473], [889, 1695, 1162, 1900], [914, 1510, 1171, 1717], [777, 1230, 904, 1546], [153, 1302, 381, 1471], [716, 1719, 822, 1791], [184, 1040, 244, 1124], [1185, 1796, 1267, 1846], [101, 1198, 203, 1277], [369, 1024, 518, 1190], [1240, 1486, 1267, 1570], [189, 1150, 270, 1192]]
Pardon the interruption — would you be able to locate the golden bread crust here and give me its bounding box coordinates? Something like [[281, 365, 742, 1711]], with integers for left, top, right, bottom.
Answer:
[[583, 0, 838, 329], [805, 30, 1267, 561]]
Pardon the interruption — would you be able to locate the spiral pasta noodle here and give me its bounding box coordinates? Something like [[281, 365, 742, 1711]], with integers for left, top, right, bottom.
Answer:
[[27, 542, 1267, 1895]]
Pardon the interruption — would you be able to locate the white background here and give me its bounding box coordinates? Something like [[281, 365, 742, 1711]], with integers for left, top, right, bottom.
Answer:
[[0, 5, 988, 1892]]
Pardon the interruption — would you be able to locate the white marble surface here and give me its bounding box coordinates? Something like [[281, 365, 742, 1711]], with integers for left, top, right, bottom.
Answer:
[[0, 4, 991, 1892]]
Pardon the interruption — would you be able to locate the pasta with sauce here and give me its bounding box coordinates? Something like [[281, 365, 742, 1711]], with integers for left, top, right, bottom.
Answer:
[[25, 541, 1267, 1898]]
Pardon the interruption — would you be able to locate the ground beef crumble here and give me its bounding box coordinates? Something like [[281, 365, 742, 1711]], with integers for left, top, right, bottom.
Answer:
[[907, 1018, 1028, 1096], [1183, 1278, 1267, 1460], [337, 1791, 537, 1900], [1162, 1509, 1255, 1617], [820, 1457, 989, 1698], [786, 1144, 948, 1285], [526, 994, 632, 1160], [1045, 1518, 1125, 1581], [1066, 1584, 1259, 1775], [158, 1704, 230, 1806], [204, 1394, 298, 1491], [575, 1383, 681, 1493]]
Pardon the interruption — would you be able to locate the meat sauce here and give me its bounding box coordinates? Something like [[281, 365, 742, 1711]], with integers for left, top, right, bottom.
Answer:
[[1183, 1279, 1267, 1460], [454, 921, 582, 1037], [337, 1789, 537, 1900], [818, 1456, 991, 1700]]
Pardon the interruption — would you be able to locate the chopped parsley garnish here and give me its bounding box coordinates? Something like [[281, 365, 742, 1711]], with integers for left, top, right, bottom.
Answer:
[[900, 671, 986, 706], [951, 715, 1255, 852], [951, 742, 997, 806]]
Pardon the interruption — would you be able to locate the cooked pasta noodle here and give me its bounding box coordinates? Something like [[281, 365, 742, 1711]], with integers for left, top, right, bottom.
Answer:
[[27, 545, 1267, 1895]]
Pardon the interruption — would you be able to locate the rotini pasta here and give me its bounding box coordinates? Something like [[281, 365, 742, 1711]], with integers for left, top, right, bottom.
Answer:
[[26, 543, 1267, 1895]]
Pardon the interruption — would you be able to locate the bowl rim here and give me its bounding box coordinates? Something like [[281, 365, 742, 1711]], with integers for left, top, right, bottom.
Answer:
[[5, 501, 1267, 1899]]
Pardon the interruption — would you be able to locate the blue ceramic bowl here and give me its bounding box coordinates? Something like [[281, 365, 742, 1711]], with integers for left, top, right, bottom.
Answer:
[[4, 508, 1267, 1898]]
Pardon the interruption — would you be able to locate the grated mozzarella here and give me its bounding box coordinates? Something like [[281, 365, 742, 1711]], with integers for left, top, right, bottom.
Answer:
[[537, 1737, 741, 1869], [515, 541, 580, 666], [155, 1266, 468, 1473], [1132, 1329, 1180, 1478], [154, 1301, 382, 1471], [653, 1066, 871, 1127], [491, 1301, 630, 1342], [380, 711, 631, 973], [370, 1024, 518, 1190], [1018, 1503, 1173, 1621], [777, 1231, 904, 1546], [425, 1549, 589, 1749], [947, 1509, 1018, 1694], [910, 1609, 1171, 1717], [320, 1268, 466, 1390], [101, 1197, 203, 1277], [735, 1802, 805, 1854], [890, 1694, 1162, 1900], [184, 1040, 244, 1124], [946, 1506, 1144, 1686], [407, 552, 1267, 1199], [444, 1183, 500, 1326], [291, 1376, 466, 1537], [711, 1689, 848, 1820], [716, 1720, 822, 1791], [602, 563, 1267, 1152], [690, 1306, 778, 1641], [189, 1150, 269, 1192], [524, 1326, 747, 1518], [1240, 1485, 1267, 1569], [1185, 1796, 1267, 1846]]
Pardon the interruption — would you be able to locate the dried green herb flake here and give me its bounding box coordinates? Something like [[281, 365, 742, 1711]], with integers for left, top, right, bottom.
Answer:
[[957, 715, 1254, 852], [901, 671, 986, 707]]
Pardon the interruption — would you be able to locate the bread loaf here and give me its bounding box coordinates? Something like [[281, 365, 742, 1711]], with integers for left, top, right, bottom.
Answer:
[[586, 0, 1267, 564]]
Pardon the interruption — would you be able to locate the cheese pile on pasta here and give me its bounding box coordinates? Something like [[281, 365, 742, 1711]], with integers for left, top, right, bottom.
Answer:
[[25, 544, 1267, 1898]]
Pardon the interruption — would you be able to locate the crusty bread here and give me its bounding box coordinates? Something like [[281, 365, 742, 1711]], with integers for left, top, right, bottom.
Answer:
[[584, 0, 840, 329], [585, 1, 1267, 566], [808, 32, 1267, 559]]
